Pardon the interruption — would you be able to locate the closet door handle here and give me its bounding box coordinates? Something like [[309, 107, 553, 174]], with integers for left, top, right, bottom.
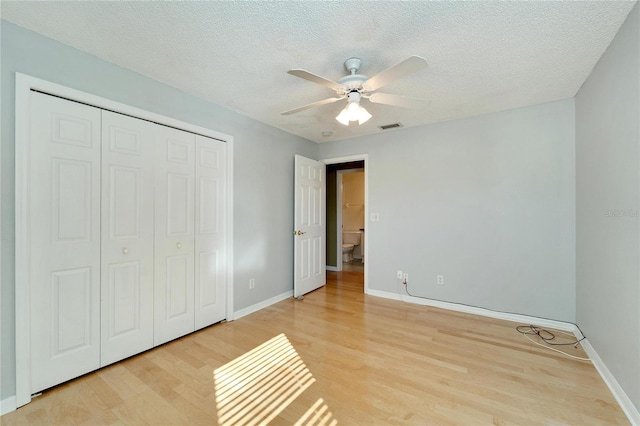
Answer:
[[122, 248, 129, 254], [177, 242, 182, 249]]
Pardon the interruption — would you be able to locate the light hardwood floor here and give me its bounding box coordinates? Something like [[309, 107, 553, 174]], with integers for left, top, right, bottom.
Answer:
[[2, 271, 628, 425], [342, 260, 364, 273]]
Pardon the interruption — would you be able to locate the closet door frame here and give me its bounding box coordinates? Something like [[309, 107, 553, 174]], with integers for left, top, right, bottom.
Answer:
[[14, 73, 235, 408]]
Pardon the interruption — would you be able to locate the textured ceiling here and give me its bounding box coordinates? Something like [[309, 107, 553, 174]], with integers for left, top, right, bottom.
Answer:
[[1, 1, 636, 143]]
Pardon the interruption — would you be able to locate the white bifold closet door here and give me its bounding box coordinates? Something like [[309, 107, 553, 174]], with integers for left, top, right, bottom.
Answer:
[[194, 135, 227, 330], [26, 90, 228, 395], [154, 129, 227, 345], [100, 111, 155, 366], [154, 126, 196, 346], [29, 92, 102, 393]]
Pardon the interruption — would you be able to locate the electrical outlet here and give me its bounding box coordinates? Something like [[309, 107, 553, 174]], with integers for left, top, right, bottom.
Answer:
[[397, 270, 403, 279], [249, 278, 255, 289], [403, 273, 409, 283], [437, 275, 444, 286]]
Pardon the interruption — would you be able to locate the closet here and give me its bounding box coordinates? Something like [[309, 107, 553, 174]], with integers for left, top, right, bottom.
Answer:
[[27, 91, 227, 394]]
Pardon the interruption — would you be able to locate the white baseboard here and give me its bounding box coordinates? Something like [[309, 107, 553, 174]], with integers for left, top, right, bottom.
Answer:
[[577, 338, 640, 425], [366, 288, 640, 425], [1, 395, 17, 415], [326, 266, 339, 272], [233, 290, 293, 320], [365, 289, 575, 331]]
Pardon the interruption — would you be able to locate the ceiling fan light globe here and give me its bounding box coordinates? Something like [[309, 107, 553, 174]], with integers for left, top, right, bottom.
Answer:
[[336, 108, 351, 125], [358, 106, 372, 125], [336, 93, 373, 125], [346, 101, 361, 119]]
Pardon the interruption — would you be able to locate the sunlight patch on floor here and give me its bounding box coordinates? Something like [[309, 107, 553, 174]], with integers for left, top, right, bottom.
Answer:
[[214, 333, 336, 425], [295, 398, 337, 426]]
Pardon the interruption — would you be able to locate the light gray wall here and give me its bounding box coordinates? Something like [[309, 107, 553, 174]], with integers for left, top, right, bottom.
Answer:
[[319, 99, 576, 322], [0, 20, 317, 400], [576, 2, 639, 412]]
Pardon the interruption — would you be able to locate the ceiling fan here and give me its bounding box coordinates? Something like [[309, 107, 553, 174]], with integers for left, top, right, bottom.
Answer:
[[281, 56, 430, 126]]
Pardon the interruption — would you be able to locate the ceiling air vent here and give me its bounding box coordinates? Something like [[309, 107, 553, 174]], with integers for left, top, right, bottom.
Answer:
[[379, 123, 403, 130]]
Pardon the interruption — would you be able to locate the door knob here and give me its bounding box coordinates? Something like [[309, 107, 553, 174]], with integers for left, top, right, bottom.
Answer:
[[177, 242, 182, 249], [294, 230, 306, 236], [122, 248, 129, 254]]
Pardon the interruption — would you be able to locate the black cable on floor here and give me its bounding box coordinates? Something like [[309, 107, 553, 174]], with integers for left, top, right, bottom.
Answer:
[[516, 324, 585, 347]]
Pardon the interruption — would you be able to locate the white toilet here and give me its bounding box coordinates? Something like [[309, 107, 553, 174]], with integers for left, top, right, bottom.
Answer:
[[342, 231, 362, 263]]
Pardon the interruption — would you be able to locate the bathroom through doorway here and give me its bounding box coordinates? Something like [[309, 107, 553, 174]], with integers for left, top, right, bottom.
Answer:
[[323, 155, 368, 293], [338, 168, 364, 273]]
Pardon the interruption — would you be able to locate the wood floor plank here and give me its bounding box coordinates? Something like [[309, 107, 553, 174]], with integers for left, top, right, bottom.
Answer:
[[2, 271, 629, 425]]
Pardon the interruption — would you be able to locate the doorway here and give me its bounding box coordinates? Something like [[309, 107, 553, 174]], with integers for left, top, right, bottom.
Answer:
[[338, 168, 364, 273], [323, 155, 368, 293]]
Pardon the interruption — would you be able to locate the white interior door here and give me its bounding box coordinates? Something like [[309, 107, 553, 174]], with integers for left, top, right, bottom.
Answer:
[[100, 111, 155, 366], [154, 125, 196, 345], [29, 92, 101, 393], [294, 155, 326, 298], [194, 135, 227, 329]]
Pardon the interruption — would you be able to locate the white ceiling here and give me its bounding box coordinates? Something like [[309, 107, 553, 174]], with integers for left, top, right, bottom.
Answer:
[[1, 1, 636, 143]]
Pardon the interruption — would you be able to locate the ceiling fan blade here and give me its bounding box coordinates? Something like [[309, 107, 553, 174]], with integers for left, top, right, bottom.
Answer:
[[287, 69, 344, 92], [281, 96, 345, 115], [368, 92, 431, 109], [363, 56, 428, 91]]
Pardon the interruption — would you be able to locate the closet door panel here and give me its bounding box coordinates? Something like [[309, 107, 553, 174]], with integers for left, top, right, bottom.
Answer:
[[195, 136, 227, 329], [154, 126, 196, 346], [29, 92, 101, 393], [100, 111, 155, 366]]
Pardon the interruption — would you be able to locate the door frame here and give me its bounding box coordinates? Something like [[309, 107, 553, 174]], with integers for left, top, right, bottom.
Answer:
[[14, 73, 235, 407], [322, 155, 369, 293]]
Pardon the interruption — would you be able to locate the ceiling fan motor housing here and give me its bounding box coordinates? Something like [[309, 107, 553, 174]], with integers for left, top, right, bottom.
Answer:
[[338, 74, 368, 93], [338, 57, 369, 93]]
